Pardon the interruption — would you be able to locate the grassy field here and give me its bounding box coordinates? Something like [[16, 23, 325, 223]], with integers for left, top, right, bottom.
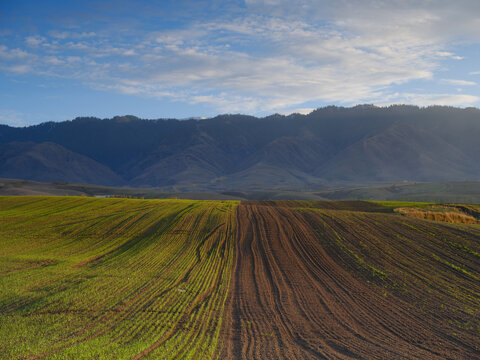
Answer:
[[4, 178, 480, 204], [0, 196, 237, 359], [1, 196, 479, 359]]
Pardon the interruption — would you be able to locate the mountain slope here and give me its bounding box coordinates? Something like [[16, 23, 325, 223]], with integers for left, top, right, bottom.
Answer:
[[318, 122, 480, 183], [0, 142, 123, 185], [1, 105, 480, 189]]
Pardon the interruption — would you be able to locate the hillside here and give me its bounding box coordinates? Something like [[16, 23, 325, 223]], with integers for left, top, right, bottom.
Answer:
[[0, 197, 479, 359], [1, 105, 480, 190], [0, 142, 123, 185]]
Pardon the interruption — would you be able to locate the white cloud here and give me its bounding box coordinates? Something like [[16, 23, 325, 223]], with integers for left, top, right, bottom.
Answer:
[[4, 64, 32, 74], [49, 31, 96, 39], [277, 107, 315, 115], [123, 49, 136, 56], [436, 51, 463, 60], [440, 79, 477, 86], [88, 15, 443, 112], [3, 2, 480, 112], [0, 109, 60, 126], [49, 31, 70, 39], [376, 93, 480, 107], [0, 110, 27, 127], [65, 41, 90, 50], [44, 56, 64, 65], [246, 1, 480, 42], [0, 45, 29, 60], [25, 36, 46, 47]]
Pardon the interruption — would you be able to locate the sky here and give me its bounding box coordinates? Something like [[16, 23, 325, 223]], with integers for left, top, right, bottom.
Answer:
[[1, 0, 480, 126]]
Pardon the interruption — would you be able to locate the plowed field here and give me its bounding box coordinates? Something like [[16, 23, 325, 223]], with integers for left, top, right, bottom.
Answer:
[[1, 197, 479, 359], [221, 201, 480, 359]]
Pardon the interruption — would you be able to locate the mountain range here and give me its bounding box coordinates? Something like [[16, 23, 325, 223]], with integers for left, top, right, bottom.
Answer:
[[1, 105, 480, 191]]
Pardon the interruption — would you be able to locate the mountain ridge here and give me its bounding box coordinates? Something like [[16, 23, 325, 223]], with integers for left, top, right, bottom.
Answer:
[[1, 105, 480, 190]]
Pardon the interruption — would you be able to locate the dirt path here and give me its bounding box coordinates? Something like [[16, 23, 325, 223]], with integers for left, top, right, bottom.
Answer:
[[221, 203, 479, 359]]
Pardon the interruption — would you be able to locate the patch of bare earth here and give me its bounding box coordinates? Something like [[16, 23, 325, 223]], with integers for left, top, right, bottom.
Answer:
[[220, 202, 480, 359]]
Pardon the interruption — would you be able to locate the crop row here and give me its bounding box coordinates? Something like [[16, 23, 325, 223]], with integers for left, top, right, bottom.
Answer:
[[0, 196, 237, 359], [1, 197, 479, 359]]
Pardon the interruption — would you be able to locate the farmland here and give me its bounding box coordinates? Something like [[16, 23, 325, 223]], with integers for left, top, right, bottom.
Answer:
[[0, 197, 237, 359], [1, 197, 479, 359], [222, 201, 480, 359]]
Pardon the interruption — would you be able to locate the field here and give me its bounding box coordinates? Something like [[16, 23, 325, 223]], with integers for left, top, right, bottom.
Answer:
[[4, 178, 480, 204], [1, 197, 479, 359], [0, 197, 237, 359]]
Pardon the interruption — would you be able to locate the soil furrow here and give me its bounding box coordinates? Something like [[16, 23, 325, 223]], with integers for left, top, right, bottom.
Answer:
[[221, 202, 480, 359]]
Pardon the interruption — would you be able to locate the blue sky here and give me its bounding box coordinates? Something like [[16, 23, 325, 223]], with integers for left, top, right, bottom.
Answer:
[[1, 0, 480, 126]]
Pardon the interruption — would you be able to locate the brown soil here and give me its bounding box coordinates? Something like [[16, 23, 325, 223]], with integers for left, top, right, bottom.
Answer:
[[221, 202, 480, 359]]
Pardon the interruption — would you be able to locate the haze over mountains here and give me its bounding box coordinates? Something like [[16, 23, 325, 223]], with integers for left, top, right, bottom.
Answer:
[[1, 105, 480, 191]]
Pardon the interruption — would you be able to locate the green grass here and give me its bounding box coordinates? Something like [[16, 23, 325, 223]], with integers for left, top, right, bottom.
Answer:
[[369, 200, 434, 210], [0, 196, 238, 359]]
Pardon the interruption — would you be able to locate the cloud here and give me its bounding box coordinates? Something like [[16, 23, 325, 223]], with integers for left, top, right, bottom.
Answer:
[[48, 31, 96, 39], [0, 45, 29, 60], [93, 14, 450, 112], [25, 36, 46, 47], [44, 56, 64, 65], [48, 31, 70, 39], [4, 64, 32, 74], [376, 93, 480, 107], [436, 51, 464, 60], [440, 79, 477, 86], [0, 110, 27, 127], [246, 1, 480, 41], [0, 109, 58, 126], [2, 2, 480, 113], [277, 107, 315, 115]]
